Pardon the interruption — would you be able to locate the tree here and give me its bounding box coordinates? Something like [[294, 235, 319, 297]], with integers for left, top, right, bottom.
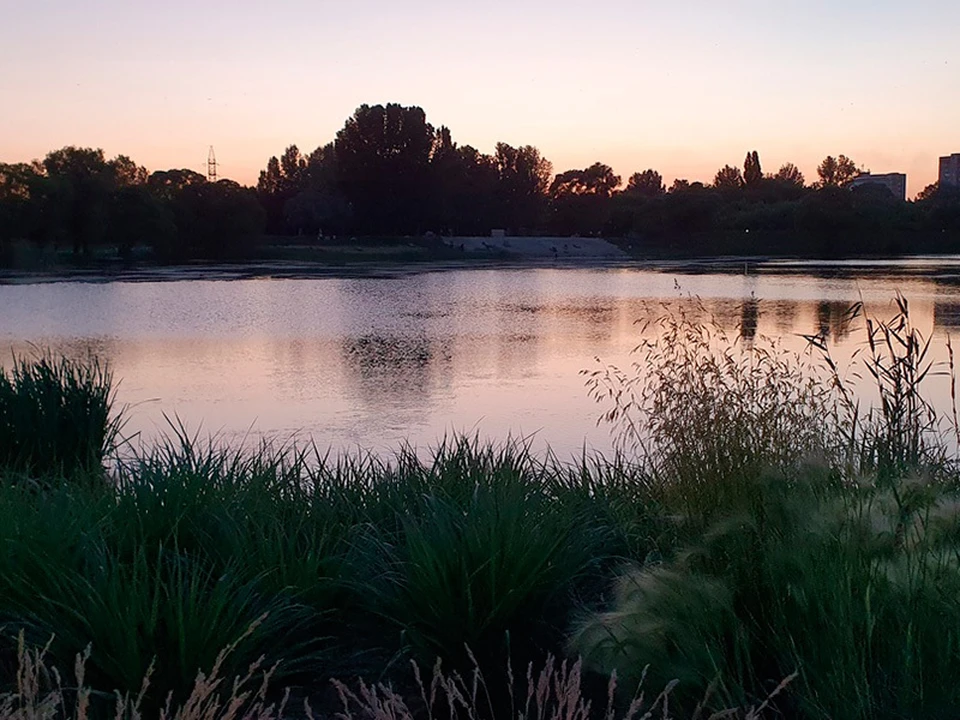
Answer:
[[626, 169, 665, 198], [774, 163, 805, 187], [106, 185, 175, 258], [279, 145, 307, 190], [669, 179, 691, 194], [42, 146, 108, 178], [147, 169, 207, 202], [0, 163, 41, 242], [816, 155, 861, 188], [109, 155, 148, 187], [549, 163, 620, 236], [714, 165, 744, 191], [916, 182, 940, 202], [283, 190, 351, 236], [306, 143, 339, 191], [41, 146, 114, 254], [439, 145, 500, 235], [257, 145, 312, 233], [167, 180, 265, 261], [743, 151, 762, 186], [494, 143, 552, 231], [335, 103, 437, 234], [550, 163, 621, 199], [427, 128, 499, 235]]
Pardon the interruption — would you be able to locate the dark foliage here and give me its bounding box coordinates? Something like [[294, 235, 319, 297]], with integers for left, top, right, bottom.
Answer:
[[3, 116, 960, 260]]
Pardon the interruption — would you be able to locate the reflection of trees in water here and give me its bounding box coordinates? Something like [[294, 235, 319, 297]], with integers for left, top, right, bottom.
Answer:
[[739, 297, 760, 341], [342, 334, 452, 405], [769, 301, 799, 333], [501, 302, 543, 315], [706, 299, 741, 329], [934, 302, 960, 329], [552, 303, 617, 344], [630, 298, 746, 339], [816, 301, 857, 342]]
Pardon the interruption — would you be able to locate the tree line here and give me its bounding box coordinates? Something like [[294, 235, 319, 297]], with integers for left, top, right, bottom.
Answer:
[[3, 102, 960, 263], [0, 149, 263, 263]]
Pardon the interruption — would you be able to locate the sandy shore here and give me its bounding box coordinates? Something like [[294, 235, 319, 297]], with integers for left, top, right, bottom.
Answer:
[[443, 235, 629, 259]]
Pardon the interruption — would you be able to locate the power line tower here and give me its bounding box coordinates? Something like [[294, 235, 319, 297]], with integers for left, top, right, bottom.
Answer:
[[207, 146, 218, 182]]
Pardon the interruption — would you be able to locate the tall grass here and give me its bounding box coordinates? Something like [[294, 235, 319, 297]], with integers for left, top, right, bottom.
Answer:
[[572, 465, 960, 719], [805, 295, 957, 481], [0, 631, 778, 720], [355, 438, 615, 673], [0, 351, 122, 481], [574, 296, 960, 718], [583, 298, 837, 526], [0, 425, 657, 713]]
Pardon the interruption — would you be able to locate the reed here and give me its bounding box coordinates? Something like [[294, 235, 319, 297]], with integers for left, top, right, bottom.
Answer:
[[575, 296, 960, 718], [0, 351, 122, 481]]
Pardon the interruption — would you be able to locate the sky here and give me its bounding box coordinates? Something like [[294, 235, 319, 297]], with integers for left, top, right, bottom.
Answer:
[[1, 0, 958, 197]]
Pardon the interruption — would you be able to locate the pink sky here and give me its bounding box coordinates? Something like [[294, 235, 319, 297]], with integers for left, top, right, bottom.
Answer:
[[1, 0, 958, 197]]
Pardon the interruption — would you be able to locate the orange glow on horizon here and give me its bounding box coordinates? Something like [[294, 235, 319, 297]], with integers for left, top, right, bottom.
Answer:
[[1, 1, 956, 199]]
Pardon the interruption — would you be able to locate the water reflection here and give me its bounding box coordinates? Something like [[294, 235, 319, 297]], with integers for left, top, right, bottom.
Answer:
[[934, 302, 960, 329], [0, 265, 958, 456], [740, 297, 760, 341], [816, 301, 858, 342], [342, 333, 452, 410]]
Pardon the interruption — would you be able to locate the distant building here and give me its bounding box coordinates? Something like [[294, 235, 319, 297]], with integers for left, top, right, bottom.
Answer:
[[940, 154, 960, 188], [849, 172, 906, 201]]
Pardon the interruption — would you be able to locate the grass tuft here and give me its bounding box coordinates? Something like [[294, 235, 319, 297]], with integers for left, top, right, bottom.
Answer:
[[0, 351, 122, 482]]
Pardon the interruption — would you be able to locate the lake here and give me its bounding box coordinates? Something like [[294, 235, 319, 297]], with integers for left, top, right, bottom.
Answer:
[[3, 260, 960, 459]]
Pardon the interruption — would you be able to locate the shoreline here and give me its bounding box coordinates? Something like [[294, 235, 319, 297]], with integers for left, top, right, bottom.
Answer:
[[5, 252, 960, 286]]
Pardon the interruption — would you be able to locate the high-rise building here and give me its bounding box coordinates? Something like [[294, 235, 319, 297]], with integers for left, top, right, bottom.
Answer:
[[941, 154, 960, 188], [849, 172, 907, 201]]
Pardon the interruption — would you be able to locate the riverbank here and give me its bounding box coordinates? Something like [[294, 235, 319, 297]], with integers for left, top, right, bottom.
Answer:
[[7, 243, 960, 286], [0, 235, 627, 284], [3, 300, 960, 719]]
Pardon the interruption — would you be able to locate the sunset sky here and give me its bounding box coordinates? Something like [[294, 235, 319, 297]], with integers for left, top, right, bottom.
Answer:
[[1, 0, 957, 197]]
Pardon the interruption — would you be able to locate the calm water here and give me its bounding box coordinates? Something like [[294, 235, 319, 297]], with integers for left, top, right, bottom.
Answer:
[[4, 261, 960, 458]]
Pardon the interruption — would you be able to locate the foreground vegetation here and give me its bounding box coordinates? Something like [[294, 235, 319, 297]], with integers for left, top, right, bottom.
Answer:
[[2, 297, 960, 719]]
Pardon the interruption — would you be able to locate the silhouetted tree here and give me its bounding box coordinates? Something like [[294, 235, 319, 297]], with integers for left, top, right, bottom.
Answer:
[[147, 169, 207, 202], [109, 155, 148, 187], [284, 190, 352, 236], [280, 145, 307, 189], [549, 163, 620, 235], [795, 186, 857, 252], [306, 144, 338, 191], [550, 163, 620, 198], [774, 163, 805, 187], [714, 165, 744, 191], [169, 180, 265, 261], [430, 129, 499, 235], [626, 169, 665, 197], [659, 183, 721, 236], [494, 143, 552, 231], [816, 155, 861, 188], [916, 182, 940, 202], [669, 178, 691, 193], [0, 163, 41, 244], [106, 186, 175, 258], [40, 147, 118, 255], [335, 103, 436, 234], [743, 151, 762, 185], [916, 183, 960, 240], [257, 145, 312, 233]]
